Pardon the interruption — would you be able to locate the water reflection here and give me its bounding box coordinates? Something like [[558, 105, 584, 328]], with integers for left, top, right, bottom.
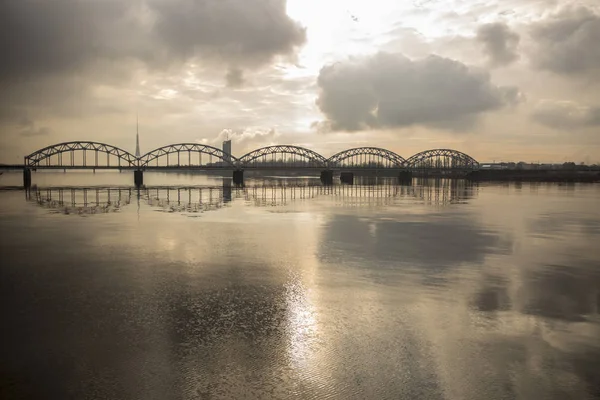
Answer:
[[26, 178, 479, 216], [30, 186, 133, 214], [318, 212, 509, 274], [2, 179, 600, 399]]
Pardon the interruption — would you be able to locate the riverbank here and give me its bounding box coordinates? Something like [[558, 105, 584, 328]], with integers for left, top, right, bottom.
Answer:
[[466, 169, 600, 182]]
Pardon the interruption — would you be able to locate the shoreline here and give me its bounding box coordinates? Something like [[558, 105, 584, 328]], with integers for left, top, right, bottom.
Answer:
[[464, 169, 600, 183]]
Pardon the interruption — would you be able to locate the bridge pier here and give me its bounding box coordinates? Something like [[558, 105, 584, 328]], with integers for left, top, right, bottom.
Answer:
[[233, 169, 244, 185], [340, 172, 354, 184], [23, 169, 32, 188], [320, 170, 334, 185], [398, 170, 413, 184], [134, 170, 144, 187]]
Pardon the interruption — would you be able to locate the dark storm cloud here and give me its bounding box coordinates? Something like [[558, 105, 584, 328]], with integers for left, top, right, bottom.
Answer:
[[0, 0, 305, 80], [0, 0, 306, 125], [315, 52, 520, 132], [149, 0, 306, 68], [476, 22, 520, 67], [530, 6, 600, 76], [532, 100, 600, 129], [0, 0, 147, 82]]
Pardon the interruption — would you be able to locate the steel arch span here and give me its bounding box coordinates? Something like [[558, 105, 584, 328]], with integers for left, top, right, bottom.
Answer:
[[139, 143, 238, 168], [238, 145, 328, 168], [25, 141, 138, 167], [327, 147, 406, 169], [405, 149, 479, 169]]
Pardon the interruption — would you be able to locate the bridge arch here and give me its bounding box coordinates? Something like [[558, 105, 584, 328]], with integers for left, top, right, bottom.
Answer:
[[139, 143, 237, 168], [327, 147, 406, 168], [25, 141, 138, 167], [405, 149, 479, 169], [238, 145, 327, 168]]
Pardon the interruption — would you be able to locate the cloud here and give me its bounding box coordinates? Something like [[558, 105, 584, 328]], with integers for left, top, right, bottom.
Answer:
[[529, 6, 600, 76], [532, 100, 600, 129], [208, 127, 280, 150], [0, 0, 305, 80], [310, 121, 333, 134], [315, 52, 521, 132], [0, 1, 148, 82], [0, 0, 306, 127], [16, 116, 52, 137], [476, 23, 520, 67], [225, 67, 245, 88], [21, 127, 52, 138], [149, 0, 306, 68]]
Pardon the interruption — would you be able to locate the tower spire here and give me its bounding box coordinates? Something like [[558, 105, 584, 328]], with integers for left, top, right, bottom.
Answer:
[[135, 113, 141, 157]]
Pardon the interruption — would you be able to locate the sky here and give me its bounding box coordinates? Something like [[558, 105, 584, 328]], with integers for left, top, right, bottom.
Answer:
[[1, 0, 599, 164]]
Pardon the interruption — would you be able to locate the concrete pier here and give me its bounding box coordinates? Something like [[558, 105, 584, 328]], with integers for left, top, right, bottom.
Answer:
[[320, 170, 333, 185], [233, 169, 244, 185], [134, 170, 144, 187], [340, 172, 354, 184], [23, 169, 32, 188]]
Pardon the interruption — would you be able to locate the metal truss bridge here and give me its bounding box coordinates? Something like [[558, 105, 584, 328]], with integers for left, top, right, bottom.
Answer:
[[14, 141, 480, 187]]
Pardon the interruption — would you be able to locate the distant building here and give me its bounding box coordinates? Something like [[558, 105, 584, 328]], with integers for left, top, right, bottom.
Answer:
[[222, 140, 232, 163], [480, 163, 507, 170]]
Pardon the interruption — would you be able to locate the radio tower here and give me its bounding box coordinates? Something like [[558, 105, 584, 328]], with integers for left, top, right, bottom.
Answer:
[[135, 113, 141, 157]]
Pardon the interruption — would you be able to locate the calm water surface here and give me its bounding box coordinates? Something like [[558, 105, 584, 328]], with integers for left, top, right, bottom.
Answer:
[[1, 172, 599, 399]]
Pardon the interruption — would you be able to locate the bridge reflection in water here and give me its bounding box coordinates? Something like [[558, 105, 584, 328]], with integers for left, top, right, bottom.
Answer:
[[27, 178, 477, 215]]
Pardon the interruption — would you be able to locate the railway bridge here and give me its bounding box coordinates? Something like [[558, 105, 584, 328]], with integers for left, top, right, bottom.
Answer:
[[15, 141, 480, 187]]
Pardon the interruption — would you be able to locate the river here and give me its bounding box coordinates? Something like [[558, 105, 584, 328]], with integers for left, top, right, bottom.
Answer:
[[1, 171, 599, 399]]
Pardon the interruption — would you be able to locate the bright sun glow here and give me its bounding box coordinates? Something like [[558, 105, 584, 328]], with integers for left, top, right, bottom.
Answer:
[[285, 0, 460, 76]]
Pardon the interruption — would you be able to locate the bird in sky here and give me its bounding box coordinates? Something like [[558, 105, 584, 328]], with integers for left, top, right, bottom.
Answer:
[[346, 10, 359, 22]]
